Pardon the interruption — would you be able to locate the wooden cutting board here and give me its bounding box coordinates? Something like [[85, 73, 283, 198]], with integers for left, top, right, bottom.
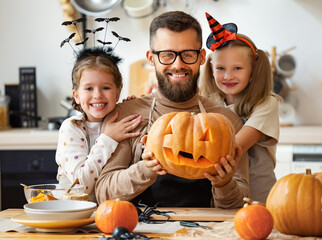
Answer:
[[144, 207, 238, 222]]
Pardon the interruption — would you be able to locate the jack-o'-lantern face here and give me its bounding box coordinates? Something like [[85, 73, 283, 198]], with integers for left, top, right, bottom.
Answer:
[[146, 112, 236, 179]]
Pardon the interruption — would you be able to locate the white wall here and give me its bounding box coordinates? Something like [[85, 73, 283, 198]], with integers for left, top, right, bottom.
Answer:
[[1, 0, 321, 125]]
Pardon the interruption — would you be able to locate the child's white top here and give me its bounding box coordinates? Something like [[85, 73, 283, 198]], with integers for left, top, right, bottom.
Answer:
[[55, 115, 118, 201]]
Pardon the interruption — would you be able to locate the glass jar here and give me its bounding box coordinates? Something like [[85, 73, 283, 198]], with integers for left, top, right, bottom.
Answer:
[[0, 94, 10, 130]]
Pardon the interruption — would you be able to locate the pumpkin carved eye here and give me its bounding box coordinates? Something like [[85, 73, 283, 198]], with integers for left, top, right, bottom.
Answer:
[[164, 124, 173, 135], [199, 129, 211, 142]]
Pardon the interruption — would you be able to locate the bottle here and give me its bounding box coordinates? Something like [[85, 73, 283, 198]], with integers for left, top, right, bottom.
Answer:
[[0, 91, 10, 130]]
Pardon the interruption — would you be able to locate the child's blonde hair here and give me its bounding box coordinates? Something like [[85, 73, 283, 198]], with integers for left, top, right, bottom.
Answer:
[[200, 33, 280, 119]]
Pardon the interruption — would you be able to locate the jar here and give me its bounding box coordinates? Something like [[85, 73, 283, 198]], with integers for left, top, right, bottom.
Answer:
[[0, 94, 10, 130]]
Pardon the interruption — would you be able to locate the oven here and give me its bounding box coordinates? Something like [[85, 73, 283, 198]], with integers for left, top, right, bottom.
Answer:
[[0, 150, 57, 210]]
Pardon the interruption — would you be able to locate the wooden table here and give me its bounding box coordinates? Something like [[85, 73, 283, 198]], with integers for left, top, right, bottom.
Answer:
[[0, 209, 320, 240]]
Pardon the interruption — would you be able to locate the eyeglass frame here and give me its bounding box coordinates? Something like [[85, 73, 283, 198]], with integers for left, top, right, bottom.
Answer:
[[151, 49, 201, 65]]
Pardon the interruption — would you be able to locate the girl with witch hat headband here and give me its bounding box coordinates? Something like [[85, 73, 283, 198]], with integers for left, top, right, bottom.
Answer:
[[199, 12, 281, 203]]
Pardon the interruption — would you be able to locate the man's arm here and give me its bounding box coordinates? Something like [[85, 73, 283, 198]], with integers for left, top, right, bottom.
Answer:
[[95, 138, 158, 204]]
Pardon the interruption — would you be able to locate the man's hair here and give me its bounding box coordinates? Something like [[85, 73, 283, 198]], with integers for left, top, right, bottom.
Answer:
[[149, 11, 202, 48]]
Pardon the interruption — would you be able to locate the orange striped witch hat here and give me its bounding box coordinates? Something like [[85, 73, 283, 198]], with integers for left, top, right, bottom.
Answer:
[[205, 12, 256, 58]]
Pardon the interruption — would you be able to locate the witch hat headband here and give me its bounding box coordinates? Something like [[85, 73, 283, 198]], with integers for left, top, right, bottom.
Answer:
[[205, 12, 256, 59]]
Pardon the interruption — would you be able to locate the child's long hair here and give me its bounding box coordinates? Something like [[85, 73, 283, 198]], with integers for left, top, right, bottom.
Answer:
[[200, 33, 280, 119], [71, 50, 123, 116]]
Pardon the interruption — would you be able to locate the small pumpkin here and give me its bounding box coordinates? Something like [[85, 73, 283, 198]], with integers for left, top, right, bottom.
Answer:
[[266, 169, 322, 237], [234, 199, 274, 240], [146, 112, 236, 179], [95, 199, 138, 234]]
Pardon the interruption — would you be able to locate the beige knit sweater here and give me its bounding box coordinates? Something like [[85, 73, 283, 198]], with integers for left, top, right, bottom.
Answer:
[[95, 89, 250, 209]]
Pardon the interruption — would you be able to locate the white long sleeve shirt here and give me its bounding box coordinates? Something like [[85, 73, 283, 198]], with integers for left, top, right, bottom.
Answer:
[[56, 115, 118, 201]]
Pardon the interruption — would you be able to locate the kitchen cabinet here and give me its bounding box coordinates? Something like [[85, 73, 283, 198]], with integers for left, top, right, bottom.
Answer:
[[0, 129, 59, 210], [275, 126, 322, 180]]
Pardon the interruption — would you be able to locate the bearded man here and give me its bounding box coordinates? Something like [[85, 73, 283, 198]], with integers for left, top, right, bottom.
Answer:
[[95, 11, 250, 208]]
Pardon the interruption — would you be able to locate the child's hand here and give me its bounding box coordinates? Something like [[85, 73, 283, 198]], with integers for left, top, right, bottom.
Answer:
[[122, 95, 137, 102], [102, 112, 142, 142], [204, 146, 242, 187], [141, 135, 167, 175]]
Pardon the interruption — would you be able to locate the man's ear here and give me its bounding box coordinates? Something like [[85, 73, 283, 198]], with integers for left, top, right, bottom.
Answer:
[[146, 50, 155, 66], [200, 48, 206, 65]]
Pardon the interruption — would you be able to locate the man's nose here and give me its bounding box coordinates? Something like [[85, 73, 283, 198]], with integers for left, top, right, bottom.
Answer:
[[171, 55, 186, 68]]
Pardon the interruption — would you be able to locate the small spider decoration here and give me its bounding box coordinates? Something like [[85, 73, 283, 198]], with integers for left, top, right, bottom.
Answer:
[[98, 226, 161, 240], [137, 201, 175, 224]]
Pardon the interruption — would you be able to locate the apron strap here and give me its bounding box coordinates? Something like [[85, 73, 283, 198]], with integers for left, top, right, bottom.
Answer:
[[198, 99, 207, 113]]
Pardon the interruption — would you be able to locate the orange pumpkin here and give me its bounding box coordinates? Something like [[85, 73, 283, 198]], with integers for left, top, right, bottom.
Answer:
[[266, 169, 322, 237], [234, 203, 274, 240], [146, 112, 236, 179], [95, 199, 138, 234]]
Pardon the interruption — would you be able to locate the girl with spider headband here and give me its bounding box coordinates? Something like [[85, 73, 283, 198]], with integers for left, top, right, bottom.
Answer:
[[56, 47, 142, 201], [199, 13, 281, 203]]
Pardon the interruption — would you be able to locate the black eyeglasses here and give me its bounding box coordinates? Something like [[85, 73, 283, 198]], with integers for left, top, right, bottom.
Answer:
[[151, 49, 201, 65]]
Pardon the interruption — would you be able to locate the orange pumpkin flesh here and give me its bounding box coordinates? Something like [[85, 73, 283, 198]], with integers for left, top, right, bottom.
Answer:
[[266, 169, 322, 237], [146, 112, 236, 179], [234, 204, 274, 240], [95, 199, 138, 234]]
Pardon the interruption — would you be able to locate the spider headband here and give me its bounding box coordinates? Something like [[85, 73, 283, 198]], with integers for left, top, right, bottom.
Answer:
[[205, 12, 256, 59]]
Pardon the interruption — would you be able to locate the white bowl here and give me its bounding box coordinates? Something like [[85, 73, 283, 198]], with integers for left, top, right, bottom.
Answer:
[[24, 200, 97, 220]]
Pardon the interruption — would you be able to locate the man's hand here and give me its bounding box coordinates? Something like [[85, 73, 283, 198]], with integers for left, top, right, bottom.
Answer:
[[204, 146, 242, 187], [141, 135, 167, 175]]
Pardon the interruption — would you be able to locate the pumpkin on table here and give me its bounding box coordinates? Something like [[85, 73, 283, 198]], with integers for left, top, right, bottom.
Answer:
[[145, 112, 236, 179], [266, 169, 322, 237], [234, 198, 274, 240], [95, 199, 138, 234]]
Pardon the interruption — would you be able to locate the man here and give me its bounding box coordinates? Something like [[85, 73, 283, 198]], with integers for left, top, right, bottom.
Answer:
[[95, 11, 249, 208]]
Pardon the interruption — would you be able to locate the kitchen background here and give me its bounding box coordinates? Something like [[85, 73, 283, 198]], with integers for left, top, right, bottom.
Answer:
[[0, 0, 322, 126]]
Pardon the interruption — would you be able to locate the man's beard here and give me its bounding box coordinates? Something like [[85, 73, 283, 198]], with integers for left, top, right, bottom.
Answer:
[[156, 69, 199, 102]]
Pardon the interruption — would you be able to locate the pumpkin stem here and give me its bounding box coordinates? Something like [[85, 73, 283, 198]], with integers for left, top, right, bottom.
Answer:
[[306, 168, 312, 175], [243, 197, 266, 207], [191, 112, 196, 115]]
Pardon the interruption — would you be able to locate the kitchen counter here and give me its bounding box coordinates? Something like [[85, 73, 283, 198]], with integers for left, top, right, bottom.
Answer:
[[0, 126, 321, 150], [279, 126, 322, 144], [0, 128, 58, 150]]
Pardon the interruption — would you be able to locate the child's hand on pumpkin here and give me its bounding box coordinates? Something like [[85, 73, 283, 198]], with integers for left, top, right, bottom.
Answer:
[[204, 146, 242, 187], [102, 112, 142, 142]]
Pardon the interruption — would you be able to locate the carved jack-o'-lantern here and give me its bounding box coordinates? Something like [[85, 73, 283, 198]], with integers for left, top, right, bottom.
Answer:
[[146, 112, 236, 179]]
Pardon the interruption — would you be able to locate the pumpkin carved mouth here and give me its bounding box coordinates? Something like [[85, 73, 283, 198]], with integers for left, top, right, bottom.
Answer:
[[163, 147, 213, 168]]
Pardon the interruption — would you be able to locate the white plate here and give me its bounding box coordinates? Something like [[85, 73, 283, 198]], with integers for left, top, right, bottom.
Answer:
[[11, 214, 95, 233], [23, 200, 97, 220], [24, 200, 97, 213]]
